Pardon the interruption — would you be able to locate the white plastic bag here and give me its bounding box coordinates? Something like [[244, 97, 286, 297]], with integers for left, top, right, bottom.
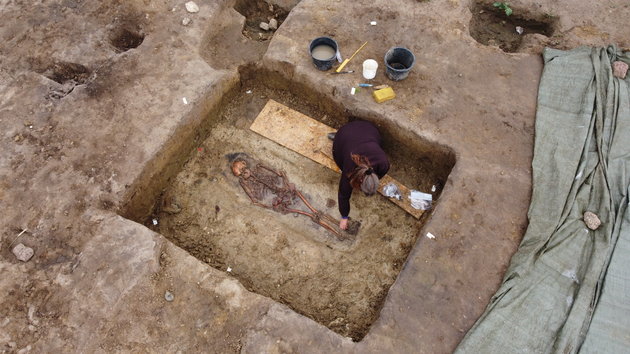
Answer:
[[382, 183, 402, 200], [409, 190, 432, 210]]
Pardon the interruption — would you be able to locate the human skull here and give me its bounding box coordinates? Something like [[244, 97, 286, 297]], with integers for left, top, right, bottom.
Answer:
[[231, 160, 251, 178]]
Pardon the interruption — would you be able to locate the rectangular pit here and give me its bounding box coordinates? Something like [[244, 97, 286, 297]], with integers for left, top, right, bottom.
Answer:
[[122, 67, 455, 340]]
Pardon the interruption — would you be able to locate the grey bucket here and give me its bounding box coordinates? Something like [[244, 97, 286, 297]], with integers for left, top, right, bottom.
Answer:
[[309, 37, 338, 71], [384, 47, 415, 81]]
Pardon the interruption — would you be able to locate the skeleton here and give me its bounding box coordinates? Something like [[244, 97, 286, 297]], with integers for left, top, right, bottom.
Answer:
[[231, 159, 342, 237]]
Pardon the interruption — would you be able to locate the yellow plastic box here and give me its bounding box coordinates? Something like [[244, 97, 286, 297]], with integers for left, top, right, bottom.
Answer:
[[372, 87, 396, 103]]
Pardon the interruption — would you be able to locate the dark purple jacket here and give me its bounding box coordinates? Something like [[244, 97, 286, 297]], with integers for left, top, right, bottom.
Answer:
[[332, 121, 389, 218]]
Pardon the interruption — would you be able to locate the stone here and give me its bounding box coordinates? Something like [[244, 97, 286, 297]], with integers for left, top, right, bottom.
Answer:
[[613, 61, 628, 79], [164, 291, 174, 302], [28, 305, 39, 325], [185, 1, 199, 13], [269, 18, 278, 30], [12, 243, 34, 262], [328, 317, 344, 327], [584, 211, 601, 230], [259, 22, 270, 31], [182, 17, 192, 26]]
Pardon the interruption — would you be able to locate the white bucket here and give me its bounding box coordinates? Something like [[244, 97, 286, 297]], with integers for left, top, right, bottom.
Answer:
[[362, 59, 378, 80]]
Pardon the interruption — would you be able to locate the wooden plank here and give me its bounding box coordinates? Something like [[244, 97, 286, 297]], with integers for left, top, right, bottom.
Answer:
[[250, 99, 425, 219], [250, 100, 340, 172], [379, 175, 424, 219]]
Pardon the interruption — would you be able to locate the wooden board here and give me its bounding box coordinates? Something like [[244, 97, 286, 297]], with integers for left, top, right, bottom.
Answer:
[[250, 99, 425, 219], [250, 99, 340, 172]]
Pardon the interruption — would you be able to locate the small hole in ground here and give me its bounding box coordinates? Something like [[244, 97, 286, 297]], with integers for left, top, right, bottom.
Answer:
[[469, 2, 554, 53], [39, 61, 91, 85], [234, 0, 288, 41], [109, 28, 145, 52], [30, 59, 91, 99], [122, 66, 455, 341]]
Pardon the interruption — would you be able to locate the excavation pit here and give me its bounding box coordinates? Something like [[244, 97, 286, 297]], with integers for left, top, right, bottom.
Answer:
[[234, 0, 288, 41], [470, 2, 554, 53], [123, 68, 455, 340], [109, 27, 145, 52]]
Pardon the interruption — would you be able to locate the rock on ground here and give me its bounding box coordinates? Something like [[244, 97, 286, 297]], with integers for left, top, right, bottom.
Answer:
[[185, 1, 199, 13], [12, 243, 34, 262]]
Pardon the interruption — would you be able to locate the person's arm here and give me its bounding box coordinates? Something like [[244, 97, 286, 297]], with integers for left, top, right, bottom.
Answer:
[[338, 175, 352, 229], [377, 160, 390, 178], [374, 153, 390, 178]]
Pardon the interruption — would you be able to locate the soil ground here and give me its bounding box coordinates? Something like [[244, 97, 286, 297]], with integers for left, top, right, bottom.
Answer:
[[1, 0, 628, 353]]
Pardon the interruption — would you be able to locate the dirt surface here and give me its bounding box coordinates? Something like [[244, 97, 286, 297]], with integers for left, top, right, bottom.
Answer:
[[141, 74, 449, 340], [1, 0, 629, 352]]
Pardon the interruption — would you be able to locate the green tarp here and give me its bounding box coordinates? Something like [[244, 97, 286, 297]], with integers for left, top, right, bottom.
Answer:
[[456, 46, 630, 353]]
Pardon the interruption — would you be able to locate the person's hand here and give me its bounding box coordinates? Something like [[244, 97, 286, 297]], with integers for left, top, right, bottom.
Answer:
[[339, 218, 349, 230]]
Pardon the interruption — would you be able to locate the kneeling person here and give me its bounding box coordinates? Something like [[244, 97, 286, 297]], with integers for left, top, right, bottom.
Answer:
[[332, 121, 390, 230]]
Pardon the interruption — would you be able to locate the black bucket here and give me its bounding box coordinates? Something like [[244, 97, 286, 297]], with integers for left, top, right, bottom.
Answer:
[[384, 47, 415, 81], [309, 37, 338, 71]]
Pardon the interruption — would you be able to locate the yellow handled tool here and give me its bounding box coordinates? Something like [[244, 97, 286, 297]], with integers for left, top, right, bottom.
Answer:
[[335, 41, 368, 73]]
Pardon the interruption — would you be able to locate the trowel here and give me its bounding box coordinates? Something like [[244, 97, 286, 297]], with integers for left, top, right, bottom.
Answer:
[[335, 41, 368, 73]]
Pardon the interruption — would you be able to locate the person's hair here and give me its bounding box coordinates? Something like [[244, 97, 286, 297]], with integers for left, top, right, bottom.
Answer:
[[348, 154, 379, 196]]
